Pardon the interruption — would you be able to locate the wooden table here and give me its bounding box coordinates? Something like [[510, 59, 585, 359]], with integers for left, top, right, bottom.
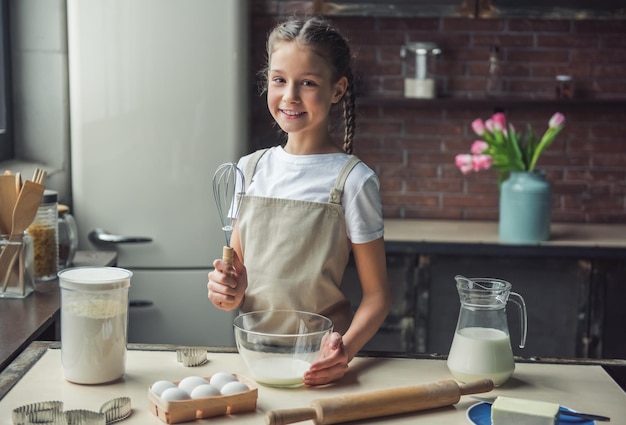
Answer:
[[0, 252, 117, 372], [1, 343, 625, 424]]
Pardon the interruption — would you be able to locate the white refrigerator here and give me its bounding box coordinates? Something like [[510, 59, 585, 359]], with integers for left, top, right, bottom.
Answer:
[[66, 0, 247, 346]]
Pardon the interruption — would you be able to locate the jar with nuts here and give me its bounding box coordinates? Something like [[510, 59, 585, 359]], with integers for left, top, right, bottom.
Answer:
[[28, 190, 58, 281]]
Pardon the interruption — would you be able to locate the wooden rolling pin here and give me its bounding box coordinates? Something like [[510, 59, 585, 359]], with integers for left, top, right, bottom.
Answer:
[[265, 378, 493, 425]]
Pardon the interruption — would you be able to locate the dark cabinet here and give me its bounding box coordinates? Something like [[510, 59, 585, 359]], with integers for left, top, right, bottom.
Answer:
[[423, 255, 590, 358], [342, 253, 419, 353], [592, 260, 626, 359], [344, 249, 625, 360]]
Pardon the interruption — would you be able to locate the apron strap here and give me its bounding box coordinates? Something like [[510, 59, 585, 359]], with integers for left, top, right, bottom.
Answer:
[[244, 148, 270, 186], [329, 155, 361, 204]]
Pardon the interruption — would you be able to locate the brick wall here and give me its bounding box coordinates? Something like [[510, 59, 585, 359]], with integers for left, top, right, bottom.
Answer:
[[248, 5, 626, 223]]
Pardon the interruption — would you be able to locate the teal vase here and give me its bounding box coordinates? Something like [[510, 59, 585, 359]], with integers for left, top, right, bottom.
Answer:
[[499, 171, 552, 244]]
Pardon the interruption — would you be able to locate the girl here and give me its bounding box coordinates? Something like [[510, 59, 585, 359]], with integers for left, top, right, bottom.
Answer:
[[207, 16, 390, 386]]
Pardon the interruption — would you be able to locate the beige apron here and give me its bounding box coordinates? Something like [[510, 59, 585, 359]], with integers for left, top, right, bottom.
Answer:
[[238, 149, 361, 334]]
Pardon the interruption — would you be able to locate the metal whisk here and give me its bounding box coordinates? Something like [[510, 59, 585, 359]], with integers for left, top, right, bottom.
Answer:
[[212, 163, 245, 265]]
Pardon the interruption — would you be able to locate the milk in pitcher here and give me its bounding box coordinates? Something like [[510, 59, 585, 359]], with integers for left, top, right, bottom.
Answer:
[[447, 276, 527, 387], [447, 327, 515, 386]]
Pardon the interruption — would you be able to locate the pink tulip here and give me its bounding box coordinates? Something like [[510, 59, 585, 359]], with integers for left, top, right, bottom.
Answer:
[[455, 154, 474, 174], [471, 119, 485, 136], [484, 119, 494, 133], [471, 140, 489, 155], [456, 111, 564, 176], [491, 113, 506, 131], [504, 123, 515, 137], [472, 154, 493, 171], [549, 112, 565, 129]]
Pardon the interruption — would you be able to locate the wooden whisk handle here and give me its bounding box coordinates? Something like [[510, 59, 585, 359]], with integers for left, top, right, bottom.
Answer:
[[222, 246, 234, 265]]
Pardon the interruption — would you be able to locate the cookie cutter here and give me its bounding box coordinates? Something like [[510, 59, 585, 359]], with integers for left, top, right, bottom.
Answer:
[[176, 347, 208, 367], [13, 397, 131, 425]]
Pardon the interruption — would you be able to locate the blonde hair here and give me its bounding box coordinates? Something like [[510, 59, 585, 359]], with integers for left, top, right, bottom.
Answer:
[[260, 16, 356, 154]]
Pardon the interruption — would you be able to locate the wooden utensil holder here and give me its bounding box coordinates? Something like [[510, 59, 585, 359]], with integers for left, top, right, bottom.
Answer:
[[147, 374, 258, 424]]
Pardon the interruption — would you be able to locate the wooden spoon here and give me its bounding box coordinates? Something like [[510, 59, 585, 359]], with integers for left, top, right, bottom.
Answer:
[[11, 180, 46, 235], [15, 171, 22, 195], [0, 174, 17, 234], [0, 180, 45, 292]]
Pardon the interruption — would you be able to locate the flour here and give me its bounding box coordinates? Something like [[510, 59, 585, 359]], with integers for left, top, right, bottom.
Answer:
[[61, 296, 128, 384]]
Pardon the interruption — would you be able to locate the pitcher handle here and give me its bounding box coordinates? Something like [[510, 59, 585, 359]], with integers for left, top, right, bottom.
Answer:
[[508, 291, 527, 348]]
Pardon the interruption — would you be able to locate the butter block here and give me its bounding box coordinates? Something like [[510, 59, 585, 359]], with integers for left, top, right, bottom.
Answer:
[[492, 396, 559, 425]]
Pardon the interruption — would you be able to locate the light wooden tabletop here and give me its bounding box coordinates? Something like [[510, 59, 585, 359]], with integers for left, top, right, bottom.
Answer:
[[1, 344, 624, 424]]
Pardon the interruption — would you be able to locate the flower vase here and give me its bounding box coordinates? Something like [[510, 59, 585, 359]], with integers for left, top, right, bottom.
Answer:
[[499, 171, 552, 244]]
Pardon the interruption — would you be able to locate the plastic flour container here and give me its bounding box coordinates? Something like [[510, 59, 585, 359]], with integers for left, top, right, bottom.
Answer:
[[58, 267, 132, 384]]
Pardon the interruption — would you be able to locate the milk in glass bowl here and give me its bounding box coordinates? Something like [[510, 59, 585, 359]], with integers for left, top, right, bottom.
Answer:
[[233, 310, 333, 388]]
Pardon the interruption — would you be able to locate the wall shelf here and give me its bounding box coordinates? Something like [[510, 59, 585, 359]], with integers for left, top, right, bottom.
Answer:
[[316, 1, 626, 19], [357, 96, 626, 109]]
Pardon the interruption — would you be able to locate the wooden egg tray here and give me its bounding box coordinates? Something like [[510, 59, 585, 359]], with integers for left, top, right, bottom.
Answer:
[[147, 374, 258, 424]]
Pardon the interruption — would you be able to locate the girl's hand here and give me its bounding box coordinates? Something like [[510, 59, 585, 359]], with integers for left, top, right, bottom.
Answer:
[[303, 332, 349, 385], [207, 252, 247, 311]]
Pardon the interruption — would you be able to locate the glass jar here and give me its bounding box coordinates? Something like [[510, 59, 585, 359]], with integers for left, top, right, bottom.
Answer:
[[0, 233, 35, 298], [58, 204, 78, 270], [400, 42, 442, 99], [28, 189, 58, 281], [555, 75, 574, 99], [486, 45, 505, 98]]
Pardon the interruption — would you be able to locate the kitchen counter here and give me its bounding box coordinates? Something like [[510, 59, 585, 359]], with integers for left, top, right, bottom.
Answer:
[[383, 219, 626, 258], [0, 251, 117, 372], [1, 342, 625, 424]]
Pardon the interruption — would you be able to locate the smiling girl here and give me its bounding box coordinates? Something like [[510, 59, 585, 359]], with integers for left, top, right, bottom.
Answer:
[[207, 16, 390, 385]]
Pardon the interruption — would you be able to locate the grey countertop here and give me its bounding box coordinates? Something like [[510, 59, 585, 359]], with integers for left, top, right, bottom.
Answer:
[[383, 219, 626, 258]]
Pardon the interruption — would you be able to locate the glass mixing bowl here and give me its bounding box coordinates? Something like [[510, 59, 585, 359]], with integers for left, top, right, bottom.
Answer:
[[233, 310, 333, 388]]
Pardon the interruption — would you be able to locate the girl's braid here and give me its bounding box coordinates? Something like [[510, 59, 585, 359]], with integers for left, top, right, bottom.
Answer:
[[342, 69, 356, 154]]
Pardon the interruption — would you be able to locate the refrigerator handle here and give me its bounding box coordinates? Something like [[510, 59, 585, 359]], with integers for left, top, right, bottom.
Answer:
[[88, 228, 153, 245], [129, 300, 154, 308]]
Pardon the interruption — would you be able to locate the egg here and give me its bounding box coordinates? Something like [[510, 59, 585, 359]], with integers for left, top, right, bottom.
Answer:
[[209, 372, 237, 390], [178, 376, 210, 395], [220, 381, 249, 396], [160, 387, 191, 401], [150, 380, 177, 396], [190, 384, 221, 399]]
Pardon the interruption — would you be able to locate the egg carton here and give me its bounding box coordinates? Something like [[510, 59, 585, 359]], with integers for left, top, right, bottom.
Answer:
[[147, 374, 258, 424]]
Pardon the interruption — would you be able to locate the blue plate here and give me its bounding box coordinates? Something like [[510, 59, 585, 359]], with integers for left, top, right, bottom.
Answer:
[[467, 402, 595, 425]]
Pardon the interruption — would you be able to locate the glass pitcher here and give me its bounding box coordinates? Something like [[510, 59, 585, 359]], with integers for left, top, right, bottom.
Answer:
[[447, 275, 527, 386]]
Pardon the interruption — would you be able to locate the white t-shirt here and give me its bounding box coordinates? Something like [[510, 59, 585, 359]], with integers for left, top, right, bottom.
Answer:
[[236, 146, 383, 244]]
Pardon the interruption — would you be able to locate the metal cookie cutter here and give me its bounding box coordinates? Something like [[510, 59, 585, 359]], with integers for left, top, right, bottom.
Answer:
[[12, 401, 64, 424], [100, 397, 132, 423], [12, 397, 131, 425], [176, 347, 208, 367], [65, 409, 106, 424]]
